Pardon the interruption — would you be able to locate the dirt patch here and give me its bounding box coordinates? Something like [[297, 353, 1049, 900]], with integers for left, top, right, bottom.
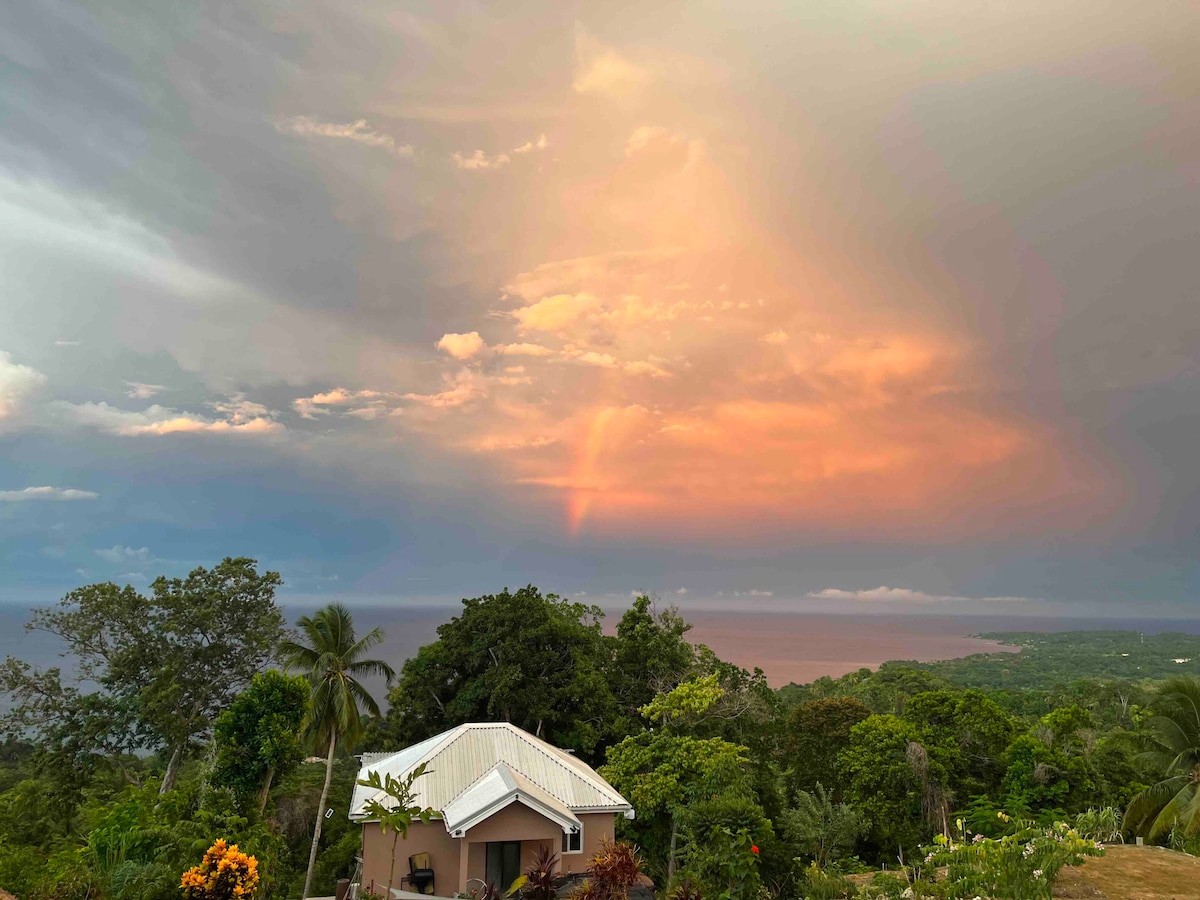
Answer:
[[1054, 844, 1200, 900]]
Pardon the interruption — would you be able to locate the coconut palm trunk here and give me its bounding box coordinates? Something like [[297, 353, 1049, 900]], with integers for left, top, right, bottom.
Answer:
[[302, 732, 337, 900]]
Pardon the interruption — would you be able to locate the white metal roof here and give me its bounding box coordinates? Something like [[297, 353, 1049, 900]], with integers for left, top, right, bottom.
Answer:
[[349, 722, 633, 828], [442, 761, 581, 836]]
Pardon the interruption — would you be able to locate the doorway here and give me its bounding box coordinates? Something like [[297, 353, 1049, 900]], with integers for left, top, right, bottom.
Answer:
[[485, 841, 522, 890]]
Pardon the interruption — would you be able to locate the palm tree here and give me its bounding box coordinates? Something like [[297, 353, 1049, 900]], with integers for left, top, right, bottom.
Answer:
[[1125, 676, 1200, 841], [281, 603, 395, 900]]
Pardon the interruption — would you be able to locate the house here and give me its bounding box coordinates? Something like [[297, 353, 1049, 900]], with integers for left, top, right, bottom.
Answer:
[[350, 722, 635, 897]]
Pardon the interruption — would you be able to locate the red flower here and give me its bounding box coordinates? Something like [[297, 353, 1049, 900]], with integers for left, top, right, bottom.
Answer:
[[751, 845, 759, 854]]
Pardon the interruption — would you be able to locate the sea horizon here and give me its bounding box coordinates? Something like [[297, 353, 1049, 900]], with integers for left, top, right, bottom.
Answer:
[[4, 600, 1197, 694]]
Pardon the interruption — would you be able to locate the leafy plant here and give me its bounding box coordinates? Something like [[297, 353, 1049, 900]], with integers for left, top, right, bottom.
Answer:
[[781, 783, 864, 869], [667, 878, 702, 900], [677, 826, 759, 900], [922, 816, 1102, 900], [1125, 676, 1200, 841], [522, 843, 561, 900], [570, 839, 642, 900], [1073, 807, 1123, 843], [180, 839, 260, 900]]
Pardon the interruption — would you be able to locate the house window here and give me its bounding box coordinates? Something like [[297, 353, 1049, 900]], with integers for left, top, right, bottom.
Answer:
[[562, 826, 583, 854]]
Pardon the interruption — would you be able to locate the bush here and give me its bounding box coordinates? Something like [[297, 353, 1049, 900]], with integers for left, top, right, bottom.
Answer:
[[1073, 807, 1122, 844], [180, 840, 260, 900], [795, 862, 853, 899], [676, 827, 759, 900], [922, 817, 1102, 900]]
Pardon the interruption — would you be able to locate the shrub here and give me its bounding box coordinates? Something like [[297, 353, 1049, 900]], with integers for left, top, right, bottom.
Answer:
[[795, 861, 852, 899], [1073, 807, 1122, 844], [522, 844, 560, 900], [180, 840, 260, 900], [584, 839, 642, 900], [677, 827, 759, 900], [922, 817, 1102, 900]]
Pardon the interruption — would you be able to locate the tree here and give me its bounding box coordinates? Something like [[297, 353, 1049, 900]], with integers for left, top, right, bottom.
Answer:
[[380, 586, 618, 760], [211, 670, 310, 815], [2, 558, 285, 794], [610, 597, 697, 719], [601, 677, 751, 881], [837, 715, 952, 860], [904, 690, 1015, 797], [356, 761, 439, 896], [779, 783, 863, 869], [281, 603, 395, 900], [1125, 676, 1200, 841], [784, 697, 871, 798]]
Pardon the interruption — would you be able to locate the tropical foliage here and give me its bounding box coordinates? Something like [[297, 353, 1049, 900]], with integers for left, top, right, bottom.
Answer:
[[181, 840, 261, 900], [1124, 676, 1200, 840], [1, 571, 1199, 900]]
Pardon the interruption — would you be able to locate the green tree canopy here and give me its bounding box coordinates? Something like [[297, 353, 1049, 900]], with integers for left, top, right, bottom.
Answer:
[[784, 697, 871, 798], [211, 670, 310, 815], [838, 715, 953, 858], [379, 586, 618, 759], [1, 557, 285, 794]]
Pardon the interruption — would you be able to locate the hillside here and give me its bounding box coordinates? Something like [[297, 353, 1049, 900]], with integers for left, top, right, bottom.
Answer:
[[1055, 845, 1200, 899]]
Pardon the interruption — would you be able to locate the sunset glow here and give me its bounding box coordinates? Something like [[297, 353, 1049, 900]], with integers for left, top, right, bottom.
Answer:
[[1, 1, 1196, 611]]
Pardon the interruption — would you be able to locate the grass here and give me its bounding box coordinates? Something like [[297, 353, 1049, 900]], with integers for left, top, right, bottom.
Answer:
[[1053, 844, 1200, 899]]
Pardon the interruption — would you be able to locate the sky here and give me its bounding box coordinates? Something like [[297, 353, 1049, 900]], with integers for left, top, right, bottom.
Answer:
[[1, 1, 1197, 617]]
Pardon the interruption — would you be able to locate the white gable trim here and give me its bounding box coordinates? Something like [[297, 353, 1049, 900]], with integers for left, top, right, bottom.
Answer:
[[445, 791, 582, 838]]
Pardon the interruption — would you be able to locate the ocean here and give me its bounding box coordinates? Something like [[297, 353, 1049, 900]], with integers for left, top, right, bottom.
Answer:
[[3, 602, 1198, 703]]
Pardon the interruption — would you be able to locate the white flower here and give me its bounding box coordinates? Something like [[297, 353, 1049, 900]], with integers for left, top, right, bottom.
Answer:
[[1032, 869, 1044, 879]]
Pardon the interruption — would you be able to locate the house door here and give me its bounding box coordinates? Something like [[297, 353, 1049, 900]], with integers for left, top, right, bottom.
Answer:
[[485, 841, 522, 890]]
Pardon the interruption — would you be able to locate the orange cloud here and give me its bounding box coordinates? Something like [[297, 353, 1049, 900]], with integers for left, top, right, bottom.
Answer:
[[436, 331, 485, 359]]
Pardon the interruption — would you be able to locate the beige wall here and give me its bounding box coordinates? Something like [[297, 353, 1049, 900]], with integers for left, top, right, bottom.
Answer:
[[361, 808, 621, 895], [361, 819, 460, 896], [567, 813, 618, 876]]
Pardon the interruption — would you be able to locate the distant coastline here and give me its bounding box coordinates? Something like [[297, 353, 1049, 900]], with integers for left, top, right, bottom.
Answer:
[[3, 602, 1197, 697]]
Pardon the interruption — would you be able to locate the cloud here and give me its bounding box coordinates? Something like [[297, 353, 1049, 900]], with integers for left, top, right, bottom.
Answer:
[[624, 126, 682, 157], [513, 293, 601, 333], [293, 388, 391, 419], [452, 149, 510, 170], [94, 545, 152, 564], [54, 340, 81, 347], [762, 329, 789, 345], [675, 587, 688, 595], [124, 381, 165, 400], [0, 486, 99, 502], [207, 393, 272, 424], [495, 343, 556, 357], [806, 586, 1033, 604], [470, 434, 556, 452], [277, 116, 414, 159], [58, 401, 283, 437], [402, 370, 486, 408], [0, 352, 47, 419], [436, 331, 486, 359], [573, 32, 648, 99], [511, 134, 548, 154], [567, 350, 620, 369]]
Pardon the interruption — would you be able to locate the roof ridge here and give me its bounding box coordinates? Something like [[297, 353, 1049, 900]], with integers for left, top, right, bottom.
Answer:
[[501, 722, 627, 806], [441, 757, 509, 809]]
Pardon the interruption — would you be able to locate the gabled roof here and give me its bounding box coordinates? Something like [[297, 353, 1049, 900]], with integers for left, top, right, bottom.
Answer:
[[442, 762, 581, 837], [349, 722, 633, 829]]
